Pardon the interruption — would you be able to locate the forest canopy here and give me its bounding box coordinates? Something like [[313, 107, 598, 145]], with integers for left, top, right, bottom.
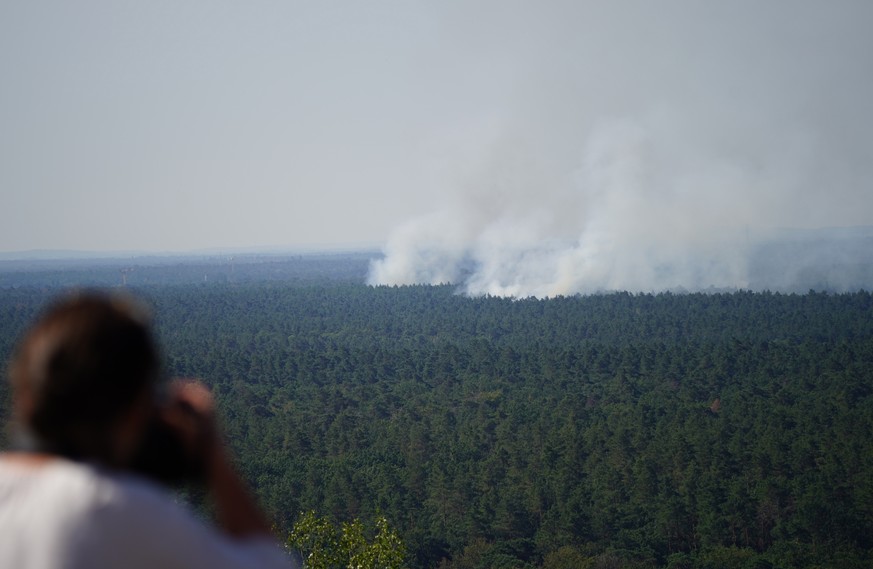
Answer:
[[1, 272, 871, 569]]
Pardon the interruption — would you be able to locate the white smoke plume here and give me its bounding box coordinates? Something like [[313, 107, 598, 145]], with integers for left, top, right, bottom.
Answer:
[[368, 1, 873, 297]]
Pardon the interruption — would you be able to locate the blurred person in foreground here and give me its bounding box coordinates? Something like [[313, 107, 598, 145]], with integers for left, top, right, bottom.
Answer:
[[0, 292, 298, 569]]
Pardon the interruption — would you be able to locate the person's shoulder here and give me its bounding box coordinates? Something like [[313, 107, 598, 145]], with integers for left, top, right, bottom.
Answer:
[[56, 462, 205, 558], [83, 463, 186, 516], [0, 456, 179, 516], [0, 454, 110, 500], [0, 456, 174, 543]]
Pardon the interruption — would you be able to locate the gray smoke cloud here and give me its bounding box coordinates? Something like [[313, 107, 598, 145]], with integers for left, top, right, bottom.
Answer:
[[368, 1, 873, 296]]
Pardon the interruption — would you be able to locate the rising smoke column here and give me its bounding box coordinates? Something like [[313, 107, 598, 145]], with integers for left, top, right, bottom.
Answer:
[[368, 2, 873, 297], [370, 115, 762, 296]]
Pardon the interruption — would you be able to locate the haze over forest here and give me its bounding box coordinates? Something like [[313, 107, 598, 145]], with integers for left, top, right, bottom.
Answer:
[[2, 1, 872, 298]]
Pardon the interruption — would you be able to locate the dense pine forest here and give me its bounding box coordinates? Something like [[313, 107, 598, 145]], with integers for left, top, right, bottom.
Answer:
[[1, 259, 872, 568]]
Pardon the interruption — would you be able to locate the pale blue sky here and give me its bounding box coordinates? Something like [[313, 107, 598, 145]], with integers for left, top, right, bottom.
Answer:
[[1, 1, 871, 254]]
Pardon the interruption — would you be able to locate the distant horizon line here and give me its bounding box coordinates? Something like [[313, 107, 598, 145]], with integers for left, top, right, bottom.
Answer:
[[0, 242, 386, 262], [4, 223, 873, 262]]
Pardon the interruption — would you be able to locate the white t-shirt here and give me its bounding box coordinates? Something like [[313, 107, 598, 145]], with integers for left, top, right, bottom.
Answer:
[[0, 458, 298, 569]]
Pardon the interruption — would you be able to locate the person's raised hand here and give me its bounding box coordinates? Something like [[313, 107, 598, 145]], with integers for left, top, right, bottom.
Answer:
[[161, 379, 220, 462]]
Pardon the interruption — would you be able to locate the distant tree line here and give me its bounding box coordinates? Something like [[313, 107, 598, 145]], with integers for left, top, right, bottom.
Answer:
[[0, 251, 373, 288]]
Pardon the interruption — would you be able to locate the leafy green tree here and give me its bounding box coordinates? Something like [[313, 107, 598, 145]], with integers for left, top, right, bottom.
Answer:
[[288, 511, 407, 569]]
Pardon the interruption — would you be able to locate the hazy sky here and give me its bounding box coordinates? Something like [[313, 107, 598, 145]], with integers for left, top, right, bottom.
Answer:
[[1, 1, 871, 255]]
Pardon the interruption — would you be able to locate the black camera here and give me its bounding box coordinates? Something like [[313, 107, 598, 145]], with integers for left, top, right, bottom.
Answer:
[[129, 400, 209, 487]]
